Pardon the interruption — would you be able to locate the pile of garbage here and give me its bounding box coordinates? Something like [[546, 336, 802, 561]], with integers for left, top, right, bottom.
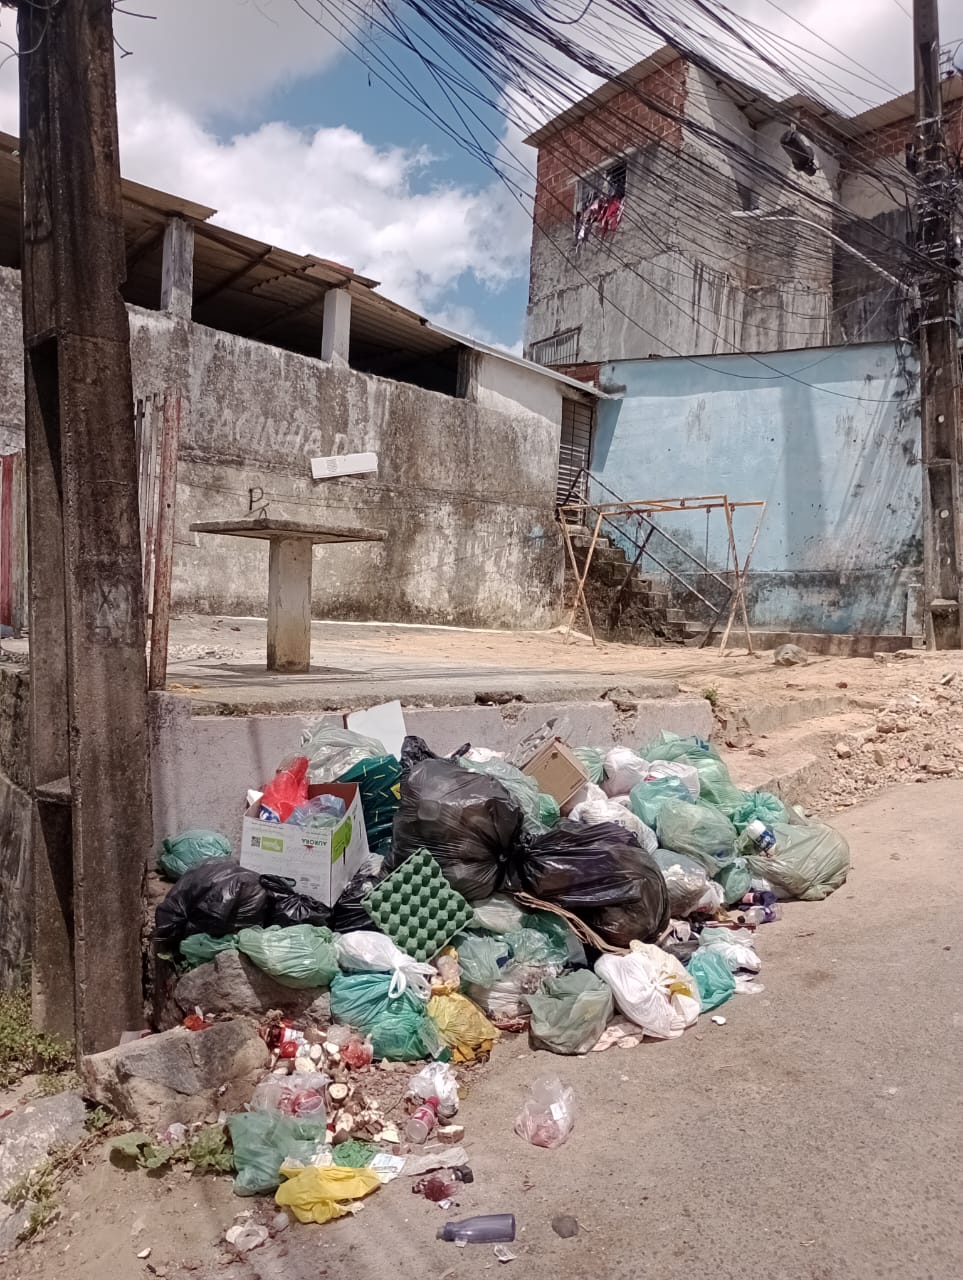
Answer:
[[145, 721, 850, 1234]]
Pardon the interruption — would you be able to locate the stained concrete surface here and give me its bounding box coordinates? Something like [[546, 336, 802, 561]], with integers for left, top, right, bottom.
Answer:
[[10, 782, 963, 1279]]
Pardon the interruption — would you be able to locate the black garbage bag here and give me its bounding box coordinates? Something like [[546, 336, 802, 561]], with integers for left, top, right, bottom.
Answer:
[[399, 734, 470, 775], [329, 859, 391, 933], [259, 874, 332, 928], [154, 859, 272, 944], [387, 758, 523, 901], [516, 821, 669, 947]]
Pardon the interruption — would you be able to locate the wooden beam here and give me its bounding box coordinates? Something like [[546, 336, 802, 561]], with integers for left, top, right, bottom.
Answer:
[[194, 246, 271, 306]]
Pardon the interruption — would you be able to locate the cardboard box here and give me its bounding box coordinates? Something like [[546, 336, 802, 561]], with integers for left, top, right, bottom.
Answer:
[[240, 781, 369, 906], [520, 739, 588, 807]]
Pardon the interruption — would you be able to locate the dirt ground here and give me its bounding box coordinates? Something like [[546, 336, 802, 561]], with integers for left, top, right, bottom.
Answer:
[[11, 779, 963, 1280]]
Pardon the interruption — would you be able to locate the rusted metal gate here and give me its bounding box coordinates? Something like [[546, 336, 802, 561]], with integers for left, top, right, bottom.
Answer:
[[556, 397, 594, 516]]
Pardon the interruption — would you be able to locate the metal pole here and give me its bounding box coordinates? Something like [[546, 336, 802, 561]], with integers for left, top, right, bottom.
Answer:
[[914, 0, 963, 648]]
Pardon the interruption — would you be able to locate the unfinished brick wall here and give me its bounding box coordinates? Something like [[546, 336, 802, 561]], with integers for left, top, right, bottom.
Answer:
[[552, 361, 602, 385], [533, 58, 687, 232], [846, 99, 963, 168]]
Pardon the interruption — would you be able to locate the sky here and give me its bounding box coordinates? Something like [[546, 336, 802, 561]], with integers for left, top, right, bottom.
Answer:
[[0, 0, 959, 350]]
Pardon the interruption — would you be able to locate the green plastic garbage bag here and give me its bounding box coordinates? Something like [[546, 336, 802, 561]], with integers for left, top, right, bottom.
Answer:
[[688, 949, 735, 1011], [537, 792, 561, 829], [228, 1111, 327, 1195], [731, 790, 789, 833], [454, 933, 510, 986], [329, 972, 441, 1061], [714, 857, 752, 906], [503, 927, 557, 967], [744, 821, 849, 901], [643, 733, 744, 816], [656, 800, 738, 870], [179, 932, 239, 969], [521, 911, 586, 967], [236, 924, 338, 989], [338, 754, 402, 854], [459, 756, 546, 835], [158, 829, 232, 881], [472, 895, 525, 934], [629, 777, 694, 829], [528, 969, 614, 1055], [574, 747, 605, 785]]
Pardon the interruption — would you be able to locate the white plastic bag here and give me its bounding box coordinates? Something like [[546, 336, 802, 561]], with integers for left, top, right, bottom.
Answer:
[[514, 1077, 575, 1149], [645, 759, 700, 800], [336, 931, 436, 1000], [595, 943, 698, 1039], [602, 748, 652, 798], [406, 1061, 460, 1117], [299, 725, 386, 783], [698, 926, 762, 975], [568, 784, 658, 853]]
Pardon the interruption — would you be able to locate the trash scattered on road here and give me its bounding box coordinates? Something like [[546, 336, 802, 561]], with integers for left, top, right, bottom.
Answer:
[[131, 726, 851, 1238]]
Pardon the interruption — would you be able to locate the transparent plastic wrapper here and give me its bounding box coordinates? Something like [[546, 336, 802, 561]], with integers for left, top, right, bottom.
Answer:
[[154, 860, 272, 944], [732, 789, 789, 833], [573, 746, 605, 785], [651, 848, 717, 918], [714, 858, 752, 907], [528, 969, 614, 1055], [336, 931, 435, 1000], [388, 758, 523, 901], [299, 724, 386, 783], [699, 925, 761, 974], [595, 944, 698, 1039], [459, 755, 545, 835], [426, 992, 500, 1062], [236, 924, 338, 989], [568, 783, 658, 852], [514, 1078, 575, 1148], [629, 776, 695, 829], [744, 820, 850, 900], [687, 948, 735, 1011], [251, 1073, 328, 1120], [656, 800, 738, 870], [329, 971, 442, 1061], [178, 932, 239, 968], [158, 830, 232, 881], [454, 933, 511, 987], [227, 1111, 327, 1196], [601, 747, 652, 797], [471, 894, 525, 935], [288, 794, 345, 829], [406, 1061, 460, 1116]]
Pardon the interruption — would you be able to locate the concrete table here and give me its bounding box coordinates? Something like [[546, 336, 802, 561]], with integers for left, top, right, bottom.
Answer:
[[190, 518, 386, 674]]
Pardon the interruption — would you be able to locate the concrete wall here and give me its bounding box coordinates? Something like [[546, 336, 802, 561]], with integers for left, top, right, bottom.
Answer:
[[0, 268, 24, 454], [2, 271, 567, 628], [591, 341, 921, 635]]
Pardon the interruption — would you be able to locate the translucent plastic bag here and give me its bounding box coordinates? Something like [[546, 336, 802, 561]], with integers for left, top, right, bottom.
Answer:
[[629, 777, 695, 829], [656, 801, 738, 870], [237, 924, 338, 989], [688, 948, 735, 1011], [336, 930, 435, 1000], [227, 1111, 327, 1196], [699, 925, 761, 974], [406, 1060, 460, 1115], [503, 927, 557, 967], [514, 1077, 575, 1148], [427, 992, 500, 1062], [602, 748, 651, 797], [251, 1073, 328, 1120], [732, 790, 789, 833], [537, 793, 561, 829], [528, 970, 614, 1055], [651, 849, 716, 918], [574, 746, 605, 785], [300, 724, 386, 783], [521, 911, 587, 967], [645, 760, 700, 801], [388, 758, 523, 901], [714, 858, 752, 906], [472, 894, 525, 935], [455, 933, 511, 987], [568, 784, 658, 852], [464, 962, 545, 1021], [178, 932, 239, 968], [329, 972, 442, 1061], [644, 733, 744, 816], [744, 821, 850, 900], [459, 756, 545, 835], [595, 945, 695, 1039], [158, 830, 232, 881]]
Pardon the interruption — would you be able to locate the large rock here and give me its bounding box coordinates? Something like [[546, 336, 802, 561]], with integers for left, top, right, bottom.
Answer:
[[0, 1092, 87, 1198], [81, 1019, 269, 1130], [773, 643, 809, 667], [171, 951, 331, 1024]]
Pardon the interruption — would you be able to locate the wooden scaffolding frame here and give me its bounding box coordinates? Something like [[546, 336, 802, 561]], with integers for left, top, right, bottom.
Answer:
[[558, 493, 767, 653]]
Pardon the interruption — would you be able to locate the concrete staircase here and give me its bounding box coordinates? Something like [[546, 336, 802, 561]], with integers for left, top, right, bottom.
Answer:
[[564, 525, 691, 643]]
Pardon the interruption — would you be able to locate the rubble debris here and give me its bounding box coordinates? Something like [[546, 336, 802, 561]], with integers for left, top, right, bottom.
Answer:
[[773, 643, 809, 667], [170, 951, 332, 1026]]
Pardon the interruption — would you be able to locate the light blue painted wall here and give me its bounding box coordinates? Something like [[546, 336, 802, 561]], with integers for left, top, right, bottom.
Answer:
[[592, 343, 921, 635]]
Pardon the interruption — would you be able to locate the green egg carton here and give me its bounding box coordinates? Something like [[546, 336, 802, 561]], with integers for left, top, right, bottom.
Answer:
[[363, 849, 474, 962]]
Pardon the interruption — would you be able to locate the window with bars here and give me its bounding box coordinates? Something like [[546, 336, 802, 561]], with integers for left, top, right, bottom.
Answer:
[[529, 328, 580, 367], [576, 159, 627, 213]]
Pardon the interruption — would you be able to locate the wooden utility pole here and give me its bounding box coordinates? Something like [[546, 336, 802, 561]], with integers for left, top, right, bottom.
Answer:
[[17, 0, 153, 1051], [914, 0, 963, 648]]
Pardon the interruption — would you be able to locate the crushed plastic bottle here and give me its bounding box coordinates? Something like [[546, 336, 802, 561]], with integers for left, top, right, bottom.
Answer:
[[437, 1214, 517, 1244], [405, 1096, 440, 1144]]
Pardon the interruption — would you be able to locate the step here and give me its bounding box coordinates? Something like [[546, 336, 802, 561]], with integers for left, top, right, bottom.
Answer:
[[683, 623, 920, 657]]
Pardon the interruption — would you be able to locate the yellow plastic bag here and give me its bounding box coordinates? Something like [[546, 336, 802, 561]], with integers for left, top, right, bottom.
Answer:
[[427, 992, 500, 1063], [275, 1164, 381, 1224]]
